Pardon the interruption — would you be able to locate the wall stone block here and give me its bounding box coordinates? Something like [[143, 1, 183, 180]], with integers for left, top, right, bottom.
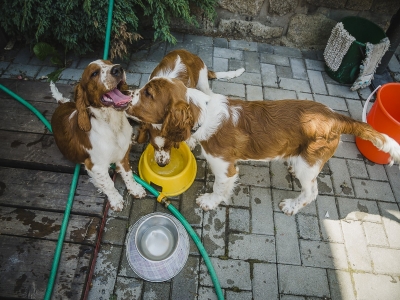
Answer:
[[371, 0, 400, 15], [218, 19, 283, 39], [287, 13, 337, 47], [345, 0, 373, 10], [218, 0, 265, 16], [306, 0, 347, 9], [269, 0, 298, 16]]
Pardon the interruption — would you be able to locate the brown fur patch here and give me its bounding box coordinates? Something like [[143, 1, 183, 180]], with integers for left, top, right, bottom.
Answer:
[[126, 78, 188, 124], [207, 70, 217, 79], [161, 101, 194, 142], [137, 123, 151, 144], [136, 123, 179, 151], [119, 144, 132, 172], [51, 101, 92, 163]]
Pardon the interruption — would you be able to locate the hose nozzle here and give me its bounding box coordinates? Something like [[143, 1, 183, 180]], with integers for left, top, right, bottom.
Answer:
[[156, 193, 170, 207]]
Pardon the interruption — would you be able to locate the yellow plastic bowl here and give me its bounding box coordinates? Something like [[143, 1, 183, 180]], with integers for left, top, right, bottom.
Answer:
[[138, 142, 197, 196]]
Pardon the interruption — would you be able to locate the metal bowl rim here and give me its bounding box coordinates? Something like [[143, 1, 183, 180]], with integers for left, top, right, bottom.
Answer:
[[134, 214, 180, 262]]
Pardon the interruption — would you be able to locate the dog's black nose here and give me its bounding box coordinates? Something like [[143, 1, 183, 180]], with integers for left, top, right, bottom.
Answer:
[[111, 65, 123, 77], [157, 160, 170, 167]]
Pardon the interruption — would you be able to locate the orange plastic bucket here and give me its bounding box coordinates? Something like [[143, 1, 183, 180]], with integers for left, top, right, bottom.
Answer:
[[356, 83, 400, 164]]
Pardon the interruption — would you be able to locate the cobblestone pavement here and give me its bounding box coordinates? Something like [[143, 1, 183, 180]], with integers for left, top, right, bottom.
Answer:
[[2, 32, 400, 300]]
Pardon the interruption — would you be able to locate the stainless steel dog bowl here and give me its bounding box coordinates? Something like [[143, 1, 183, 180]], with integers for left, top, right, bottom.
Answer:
[[126, 212, 190, 282], [135, 214, 179, 261]]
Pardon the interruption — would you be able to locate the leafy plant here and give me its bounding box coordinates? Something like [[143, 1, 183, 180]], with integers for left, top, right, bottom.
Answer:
[[0, 0, 217, 58], [33, 42, 64, 82], [33, 42, 62, 66]]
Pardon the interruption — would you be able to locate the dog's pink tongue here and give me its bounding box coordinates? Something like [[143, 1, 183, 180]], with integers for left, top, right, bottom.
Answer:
[[105, 89, 130, 105]]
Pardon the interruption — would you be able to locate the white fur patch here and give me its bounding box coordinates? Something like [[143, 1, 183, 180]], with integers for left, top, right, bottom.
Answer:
[[196, 66, 213, 96], [196, 150, 237, 210], [190, 92, 229, 142], [154, 136, 165, 149], [90, 60, 115, 90], [154, 149, 170, 166], [155, 55, 186, 79], [84, 106, 146, 209], [279, 156, 321, 215], [68, 110, 77, 121], [152, 123, 162, 130], [130, 89, 140, 106], [87, 108, 132, 165], [230, 105, 242, 126], [380, 134, 400, 167], [50, 81, 70, 103], [153, 135, 171, 166], [185, 137, 197, 150], [214, 68, 245, 80]]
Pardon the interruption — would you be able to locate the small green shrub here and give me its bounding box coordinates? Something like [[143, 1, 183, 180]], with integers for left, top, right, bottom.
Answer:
[[33, 42, 65, 81], [0, 0, 217, 59]]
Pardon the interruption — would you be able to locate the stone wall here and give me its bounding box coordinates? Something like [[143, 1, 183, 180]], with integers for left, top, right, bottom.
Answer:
[[171, 0, 400, 50]]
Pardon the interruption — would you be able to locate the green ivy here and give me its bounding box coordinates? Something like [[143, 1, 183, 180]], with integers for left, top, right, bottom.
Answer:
[[0, 0, 217, 56]]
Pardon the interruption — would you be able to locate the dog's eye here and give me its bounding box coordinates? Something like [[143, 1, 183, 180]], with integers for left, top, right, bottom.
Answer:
[[91, 71, 98, 78], [144, 89, 152, 98]]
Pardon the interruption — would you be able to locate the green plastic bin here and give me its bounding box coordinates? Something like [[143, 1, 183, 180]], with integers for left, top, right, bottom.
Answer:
[[325, 16, 386, 84]]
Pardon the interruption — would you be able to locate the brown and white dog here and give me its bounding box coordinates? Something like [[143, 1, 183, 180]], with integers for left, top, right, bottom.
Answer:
[[51, 60, 146, 211], [127, 49, 245, 166], [127, 77, 400, 215]]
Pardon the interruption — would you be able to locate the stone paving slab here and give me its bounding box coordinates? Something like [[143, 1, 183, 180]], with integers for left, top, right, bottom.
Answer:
[[2, 32, 400, 300]]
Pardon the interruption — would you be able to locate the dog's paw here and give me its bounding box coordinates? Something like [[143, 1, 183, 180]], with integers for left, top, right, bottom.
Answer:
[[129, 183, 147, 198], [196, 193, 224, 211], [109, 193, 124, 211], [185, 137, 197, 150], [278, 199, 300, 216]]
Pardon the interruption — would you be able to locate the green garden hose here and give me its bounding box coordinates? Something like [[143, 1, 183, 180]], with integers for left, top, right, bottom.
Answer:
[[132, 175, 224, 300], [168, 203, 224, 299], [44, 164, 80, 300], [0, 83, 81, 300], [103, 0, 114, 60], [0, 85, 52, 132]]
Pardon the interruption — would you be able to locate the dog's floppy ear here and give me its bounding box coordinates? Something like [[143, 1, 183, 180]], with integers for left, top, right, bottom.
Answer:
[[136, 124, 149, 144], [161, 101, 193, 143], [75, 84, 91, 132]]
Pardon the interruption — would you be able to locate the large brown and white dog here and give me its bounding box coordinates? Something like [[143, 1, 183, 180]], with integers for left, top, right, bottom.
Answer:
[[127, 77, 400, 215], [51, 60, 146, 211], [128, 49, 245, 166]]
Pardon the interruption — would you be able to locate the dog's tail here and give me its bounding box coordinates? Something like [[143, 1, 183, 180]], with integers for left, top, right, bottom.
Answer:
[[340, 116, 400, 167], [50, 81, 70, 103], [208, 68, 245, 80]]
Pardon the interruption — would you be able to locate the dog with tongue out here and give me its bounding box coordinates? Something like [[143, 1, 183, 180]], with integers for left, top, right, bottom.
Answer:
[[102, 88, 131, 109], [50, 59, 146, 211]]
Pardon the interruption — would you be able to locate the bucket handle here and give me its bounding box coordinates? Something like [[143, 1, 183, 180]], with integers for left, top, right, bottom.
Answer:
[[362, 85, 381, 123]]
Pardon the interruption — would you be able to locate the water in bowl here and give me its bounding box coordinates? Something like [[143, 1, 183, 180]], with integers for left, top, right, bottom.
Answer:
[[140, 225, 175, 261], [149, 147, 186, 177]]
